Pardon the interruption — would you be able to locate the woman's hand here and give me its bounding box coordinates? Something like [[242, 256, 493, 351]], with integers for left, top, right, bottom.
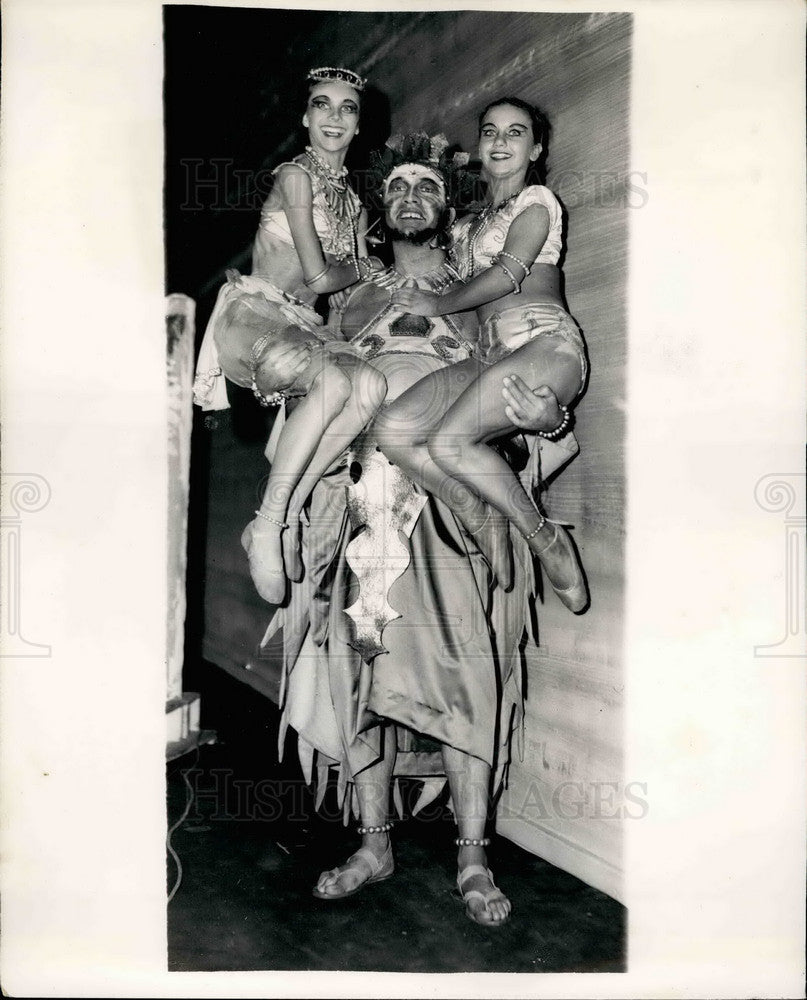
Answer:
[[328, 289, 351, 314], [390, 286, 441, 316], [502, 376, 564, 433], [256, 339, 312, 392]]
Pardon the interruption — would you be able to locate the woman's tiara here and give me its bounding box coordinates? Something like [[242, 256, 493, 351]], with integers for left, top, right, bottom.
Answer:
[[307, 66, 366, 91]]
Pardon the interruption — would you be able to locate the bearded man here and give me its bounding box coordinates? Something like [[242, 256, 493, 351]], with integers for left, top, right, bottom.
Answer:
[[244, 134, 574, 926]]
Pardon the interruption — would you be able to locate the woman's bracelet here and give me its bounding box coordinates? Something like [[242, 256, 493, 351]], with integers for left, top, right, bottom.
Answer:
[[536, 403, 572, 440], [303, 263, 331, 287], [496, 250, 533, 276], [493, 258, 522, 295], [250, 374, 285, 408]]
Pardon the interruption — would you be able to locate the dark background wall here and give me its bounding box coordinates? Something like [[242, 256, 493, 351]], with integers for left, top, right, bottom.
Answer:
[[165, 7, 630, 898]]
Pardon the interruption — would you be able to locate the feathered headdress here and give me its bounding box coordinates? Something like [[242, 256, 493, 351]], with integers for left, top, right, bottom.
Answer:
[[367, 131, 477, 209]]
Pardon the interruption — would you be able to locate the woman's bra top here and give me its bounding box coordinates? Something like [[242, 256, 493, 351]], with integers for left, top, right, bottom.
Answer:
[[257, 158, 362, 262], [450, 185, 564, 279]]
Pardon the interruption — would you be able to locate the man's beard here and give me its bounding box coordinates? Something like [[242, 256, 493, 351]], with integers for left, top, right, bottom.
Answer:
[[389, 224, 443, 246]]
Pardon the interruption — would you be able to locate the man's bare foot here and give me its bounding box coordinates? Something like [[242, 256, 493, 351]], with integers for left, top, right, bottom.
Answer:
[[312, 839, 394, 900], [457, 864, 511, 926]]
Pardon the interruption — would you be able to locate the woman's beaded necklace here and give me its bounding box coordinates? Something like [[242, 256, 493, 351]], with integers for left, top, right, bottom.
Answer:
[[303, 145, 359, 255], [466, 187, 524, 278], [305, 144, 349, 184]]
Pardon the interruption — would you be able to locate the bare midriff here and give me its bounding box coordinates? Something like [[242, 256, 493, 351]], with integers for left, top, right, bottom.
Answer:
[[475, 262, 564, 323], [250, 229, 317, 306]]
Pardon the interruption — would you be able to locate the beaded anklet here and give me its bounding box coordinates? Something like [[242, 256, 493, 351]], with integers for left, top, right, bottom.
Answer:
[[254, 510, 288, 529], [357, 822, 393, 835], [455, 837, 491, 847], [523, 513, 547, 541]]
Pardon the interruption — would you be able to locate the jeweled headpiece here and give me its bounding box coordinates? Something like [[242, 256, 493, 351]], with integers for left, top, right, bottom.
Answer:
[[307, 66, 366, 91]]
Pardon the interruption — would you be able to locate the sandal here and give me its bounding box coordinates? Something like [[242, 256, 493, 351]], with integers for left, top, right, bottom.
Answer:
[[312, 844, 394, 901], [456, 864, 511, 926]]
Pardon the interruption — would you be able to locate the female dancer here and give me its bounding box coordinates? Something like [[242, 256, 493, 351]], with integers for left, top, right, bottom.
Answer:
[[378, 97, 589, 611], [193, 67, 386, 605]]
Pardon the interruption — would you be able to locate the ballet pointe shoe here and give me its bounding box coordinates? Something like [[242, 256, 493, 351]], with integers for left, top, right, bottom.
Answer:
[[283, 515, 304, 584], [468, 511, 513, 592], [241, 516, 288, 605], [525, 519, 588, 613]]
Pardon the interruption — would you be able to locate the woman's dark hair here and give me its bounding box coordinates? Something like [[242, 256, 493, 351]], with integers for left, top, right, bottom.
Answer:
[[477, 96, 551, 183]]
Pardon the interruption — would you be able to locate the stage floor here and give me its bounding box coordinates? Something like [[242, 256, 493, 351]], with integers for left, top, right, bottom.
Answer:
[[167, 660, 626, 973]]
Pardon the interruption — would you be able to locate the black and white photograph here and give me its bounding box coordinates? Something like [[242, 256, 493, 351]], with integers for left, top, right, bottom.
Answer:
[[0, 1, 804, 997], [164, 5, 629, 974]]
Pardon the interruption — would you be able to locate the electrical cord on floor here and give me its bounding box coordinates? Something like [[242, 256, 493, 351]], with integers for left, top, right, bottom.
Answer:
[[166, 746, 200, 904]]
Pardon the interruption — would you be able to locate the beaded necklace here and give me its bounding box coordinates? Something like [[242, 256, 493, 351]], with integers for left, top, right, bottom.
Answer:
[[466, 187, 524, 278], [303, 145, 360, 256], [305, 144, 349, 183]]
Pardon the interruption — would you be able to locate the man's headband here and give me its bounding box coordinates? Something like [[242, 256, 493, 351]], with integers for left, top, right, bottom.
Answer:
[[307, 67, 366, 92], [383, 163, 447, 193]]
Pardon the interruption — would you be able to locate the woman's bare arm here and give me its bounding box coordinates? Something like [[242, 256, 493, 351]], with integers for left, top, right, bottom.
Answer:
[[391, 204, 550, 316]]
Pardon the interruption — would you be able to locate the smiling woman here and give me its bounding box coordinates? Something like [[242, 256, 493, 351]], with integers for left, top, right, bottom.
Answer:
[[192, 66, 390, 605], [379, 96, 589, 612]]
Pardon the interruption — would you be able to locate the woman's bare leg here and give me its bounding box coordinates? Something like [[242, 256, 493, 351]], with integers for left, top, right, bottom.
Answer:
[[428, 336, 587, 609], [314, 726, 397, 897], [442, 744, 510, 925], [280, 359, 386, 582], [244, 362, 356, 603], [375, 361, 511, 586]]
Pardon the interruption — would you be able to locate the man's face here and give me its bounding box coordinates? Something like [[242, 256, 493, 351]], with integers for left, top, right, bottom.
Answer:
[[383, 169, 447, 239]]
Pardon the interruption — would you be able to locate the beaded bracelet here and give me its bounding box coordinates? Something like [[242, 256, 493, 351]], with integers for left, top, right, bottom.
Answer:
[[303, 263, 331, 287], [493, 258, 521, 295], [536, 402, 572, 441], [496, 250, 533, 275], [455, 837, 491, 847], [251, 374, 285, 408], [357, 821, 393, 835], [249, 335, 286, 408]]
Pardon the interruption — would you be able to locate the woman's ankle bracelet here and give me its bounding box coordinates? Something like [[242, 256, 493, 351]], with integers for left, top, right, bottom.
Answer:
[[455, 837, 491, 847]]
